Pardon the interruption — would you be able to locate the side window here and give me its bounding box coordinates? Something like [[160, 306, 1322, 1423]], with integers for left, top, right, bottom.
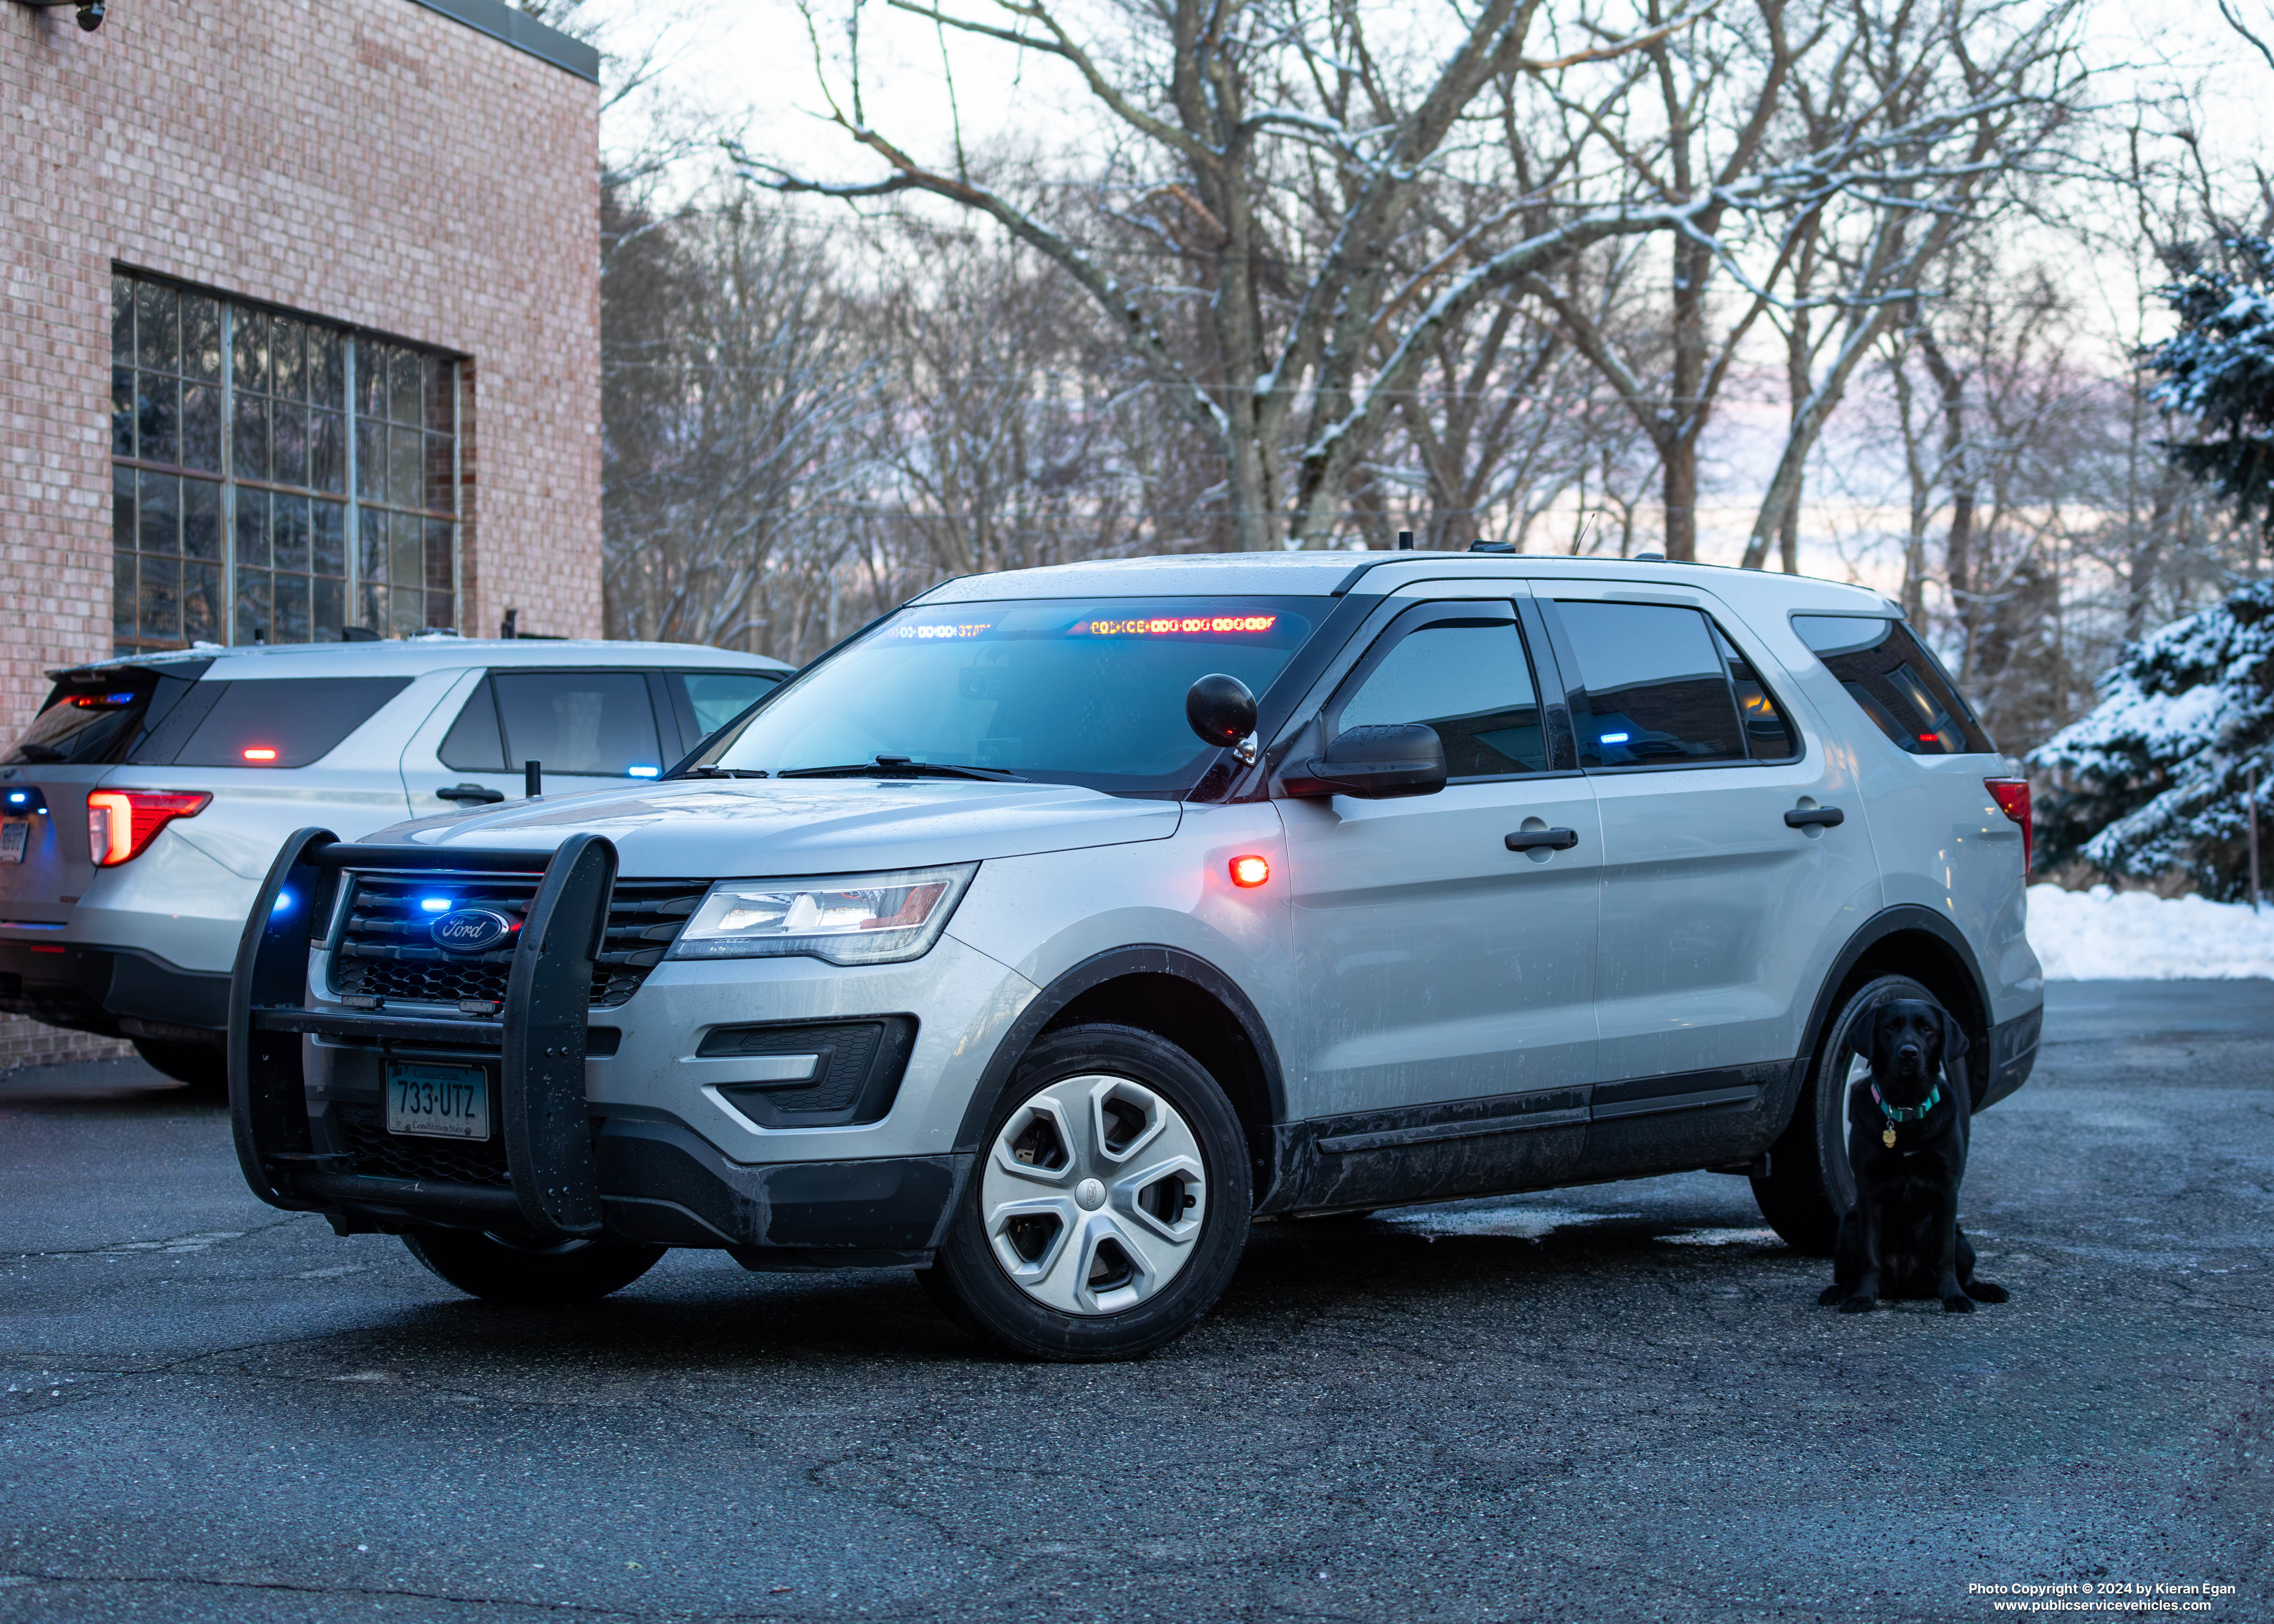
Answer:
[[1336, 618, 1548, 776], [1791, 614, 1994, 755], [671, 670, 781, 742], [1712, 624, 1800, 762], [1554, 601, 1744, 767], [437, 678, 505, 771], [490, 671, 666, 778], [171, 677, 410, 767]]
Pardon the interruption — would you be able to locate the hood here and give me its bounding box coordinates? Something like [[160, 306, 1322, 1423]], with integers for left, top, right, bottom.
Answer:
[[362, 778, 1181, 876]]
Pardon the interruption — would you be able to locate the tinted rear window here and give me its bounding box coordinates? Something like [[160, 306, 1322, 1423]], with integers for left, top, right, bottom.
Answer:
[[1555, 601, 1746, 766], [1791, 615, 1994, 755], [6, 665, 208, 766], [170, 678, 411, 767]]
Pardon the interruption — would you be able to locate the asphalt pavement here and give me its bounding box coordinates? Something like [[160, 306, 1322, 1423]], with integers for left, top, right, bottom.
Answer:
[[2, 984, 2269, 1623]]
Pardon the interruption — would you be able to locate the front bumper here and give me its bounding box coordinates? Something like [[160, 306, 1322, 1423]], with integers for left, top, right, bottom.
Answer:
[[0, 939, 229, 1042]]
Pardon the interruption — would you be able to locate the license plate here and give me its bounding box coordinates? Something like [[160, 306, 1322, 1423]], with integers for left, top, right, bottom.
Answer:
[[0, 822, 26, 864], [385, 1062, 491, 1140]]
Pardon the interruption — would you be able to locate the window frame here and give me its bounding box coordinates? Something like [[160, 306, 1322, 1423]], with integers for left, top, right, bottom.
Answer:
[[1536, 596, 1810, 776], [1317, 599, 1577, 782], [109, 266, 465, 656]]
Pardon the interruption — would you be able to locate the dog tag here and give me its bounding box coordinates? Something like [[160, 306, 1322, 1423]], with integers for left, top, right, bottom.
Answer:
[[1882, 1127, 1898, 1149]]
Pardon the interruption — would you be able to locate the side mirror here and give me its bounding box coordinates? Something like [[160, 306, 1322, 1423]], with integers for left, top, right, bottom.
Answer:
[[1281, 723, 1447, 799], [1185, 673, 1258, 749]]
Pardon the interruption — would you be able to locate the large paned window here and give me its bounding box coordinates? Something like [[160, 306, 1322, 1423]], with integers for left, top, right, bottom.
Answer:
[[110, 270, 462, 655]]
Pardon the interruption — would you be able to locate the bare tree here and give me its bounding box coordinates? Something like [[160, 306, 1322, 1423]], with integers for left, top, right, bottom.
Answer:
[[601, 189, 881, 650], [741, 0, 1994, 551]]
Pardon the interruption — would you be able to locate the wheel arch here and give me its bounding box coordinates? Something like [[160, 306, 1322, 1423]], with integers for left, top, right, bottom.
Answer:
[[1789, 905, 1993, 1116], [953, 946, 1287, 1201]]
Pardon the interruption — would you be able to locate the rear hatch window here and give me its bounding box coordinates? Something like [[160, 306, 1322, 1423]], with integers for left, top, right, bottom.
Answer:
[[131, 677, 412, 767], [1792, 614, 1994, 755], [5, 664, 210, 766]]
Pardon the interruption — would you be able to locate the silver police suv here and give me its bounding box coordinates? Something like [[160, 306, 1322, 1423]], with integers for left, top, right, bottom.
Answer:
[[1, 637, 786, 1089], [229, 552, 2041, 1359]]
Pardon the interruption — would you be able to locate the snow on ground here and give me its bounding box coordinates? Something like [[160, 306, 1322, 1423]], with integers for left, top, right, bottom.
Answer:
[[2027, 883, 2274, 979]]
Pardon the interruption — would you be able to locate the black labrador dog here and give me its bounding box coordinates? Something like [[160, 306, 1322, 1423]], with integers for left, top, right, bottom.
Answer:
[[1820, 998, 2009, 1314]]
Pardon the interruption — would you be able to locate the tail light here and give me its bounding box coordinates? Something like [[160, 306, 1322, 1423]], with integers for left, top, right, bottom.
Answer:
[[1985, 778, 2031, 872], [87, 790, 211, 866]]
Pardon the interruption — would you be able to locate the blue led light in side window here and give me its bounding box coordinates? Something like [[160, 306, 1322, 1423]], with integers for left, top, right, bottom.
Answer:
[[1599, 731, 1631, 744], [272, 891, 293, 913]]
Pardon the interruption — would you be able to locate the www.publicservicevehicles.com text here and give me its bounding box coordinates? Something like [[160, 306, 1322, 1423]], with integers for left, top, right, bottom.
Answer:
[[1974, 1582, 2237, 1613]]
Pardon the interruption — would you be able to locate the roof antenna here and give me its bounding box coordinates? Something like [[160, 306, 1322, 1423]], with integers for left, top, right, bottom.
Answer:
[[524, 760, 542, 800], [1396, 529, 1414, 551], [501, 607, 518, 639]]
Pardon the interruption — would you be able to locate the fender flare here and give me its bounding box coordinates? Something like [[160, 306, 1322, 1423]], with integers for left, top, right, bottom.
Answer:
[[951, 944, 1289, 1153], [1790, 904, 1994, 1112]]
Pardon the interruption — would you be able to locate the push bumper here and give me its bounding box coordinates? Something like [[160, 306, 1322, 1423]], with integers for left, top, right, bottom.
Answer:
[[230, 829, 969, 1261], [0, 939, 229, 1042]]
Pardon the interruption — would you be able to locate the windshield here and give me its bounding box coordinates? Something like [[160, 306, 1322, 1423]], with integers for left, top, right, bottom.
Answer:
[[694, 597, 1317, 795]]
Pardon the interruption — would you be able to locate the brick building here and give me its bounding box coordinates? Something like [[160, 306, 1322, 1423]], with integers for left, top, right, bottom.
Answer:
[[1, 0, 602, 1064]]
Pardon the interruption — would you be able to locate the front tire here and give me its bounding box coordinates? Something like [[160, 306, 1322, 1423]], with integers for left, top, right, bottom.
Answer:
[[1752, 973, 1954, 1256], [919, 1023, 1251, 1361], [403, 1230, 664, 1306]]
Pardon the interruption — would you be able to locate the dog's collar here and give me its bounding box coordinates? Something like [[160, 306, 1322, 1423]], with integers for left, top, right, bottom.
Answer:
[[1870, 1080, 1941, 1124]]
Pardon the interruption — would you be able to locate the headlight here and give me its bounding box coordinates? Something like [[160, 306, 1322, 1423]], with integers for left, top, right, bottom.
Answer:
[[667, 864, 977, 965]]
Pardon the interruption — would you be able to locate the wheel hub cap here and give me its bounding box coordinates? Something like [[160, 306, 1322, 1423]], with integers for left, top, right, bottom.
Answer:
[[979, 1073, 1207, 1317]]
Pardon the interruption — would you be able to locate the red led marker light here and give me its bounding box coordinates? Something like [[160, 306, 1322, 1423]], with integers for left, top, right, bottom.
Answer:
[[242, 747, 279, 762], [86, 790, 211, 866], [1229, 855, 1270, 888], [1985, 777, 2032, 872]]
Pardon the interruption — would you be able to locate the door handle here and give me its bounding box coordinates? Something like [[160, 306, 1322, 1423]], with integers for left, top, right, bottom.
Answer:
[[1784, 806, 1844, 829], [1505, 827, 1579, 852], [435, 783, 506, 805]]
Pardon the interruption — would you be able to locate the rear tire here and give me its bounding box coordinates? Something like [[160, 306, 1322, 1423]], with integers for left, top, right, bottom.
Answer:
[[402, 1230, 664, 1306], [131, 1036, 227, 1098], [918, 1023, 1251, 1361], [1752, 973, 1953, 1256]]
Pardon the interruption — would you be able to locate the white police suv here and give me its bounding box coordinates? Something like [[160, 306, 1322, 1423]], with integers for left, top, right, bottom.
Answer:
[[227, 551, 2040, 1359], [1, 637, 786, 1089]]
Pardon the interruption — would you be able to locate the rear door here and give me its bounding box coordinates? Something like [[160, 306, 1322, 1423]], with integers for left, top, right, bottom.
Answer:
[[1534, 584, 1881, 1152]]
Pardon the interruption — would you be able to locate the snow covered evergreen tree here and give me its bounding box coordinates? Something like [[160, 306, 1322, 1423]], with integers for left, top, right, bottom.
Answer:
[[2141, 239, 2274, 544], [2033, 580, 2274, 898]]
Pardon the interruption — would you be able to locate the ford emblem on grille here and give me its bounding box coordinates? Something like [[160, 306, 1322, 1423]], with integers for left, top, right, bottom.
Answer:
[[431, 908, 513, 954]]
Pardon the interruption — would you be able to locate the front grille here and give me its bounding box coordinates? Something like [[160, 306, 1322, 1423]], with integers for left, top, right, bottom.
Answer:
[[332, 1103, 512, 1188], [328, 872, 707, 1009]]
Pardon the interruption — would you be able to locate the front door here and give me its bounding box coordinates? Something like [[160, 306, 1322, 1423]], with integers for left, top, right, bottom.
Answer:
[[1279, 595, 1602, 1145], [1534, 587, 1881, 1163]]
